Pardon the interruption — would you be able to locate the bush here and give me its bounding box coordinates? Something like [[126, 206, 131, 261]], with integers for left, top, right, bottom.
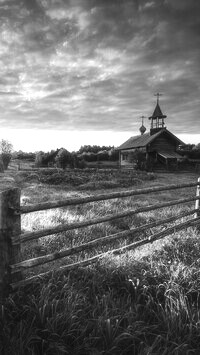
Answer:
[[0, 139, 13, 169], [79, 180, 120, 190], [77, 159, 86, 169], [128, 150, 146, 170], [1, 153, 12, 169], [25, 173, 40, 182], [40, 172, 64, 185], [0, 157, 4, 172]]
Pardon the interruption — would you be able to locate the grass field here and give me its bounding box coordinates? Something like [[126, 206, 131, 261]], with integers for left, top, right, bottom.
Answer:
[[0, 166, 200, 354]]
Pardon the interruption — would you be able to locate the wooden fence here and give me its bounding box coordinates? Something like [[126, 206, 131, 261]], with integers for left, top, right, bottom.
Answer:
[[0, 178, 200, 304]]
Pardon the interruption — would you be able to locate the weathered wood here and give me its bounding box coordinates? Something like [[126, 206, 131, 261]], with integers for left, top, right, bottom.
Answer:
[[0, 188, 21, 303], [11, 253, 102, 289], [11, 216, 200, 289], [150, 136, 176, 152], [11, 208, 197, 272], [118, 217, 200, 253], [15, 182, 198, 214], [12, 196, 200, 245], [194, 177, 200, 219]]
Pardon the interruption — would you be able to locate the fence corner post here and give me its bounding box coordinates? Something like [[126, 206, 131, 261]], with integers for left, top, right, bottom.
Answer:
[[0, 188, 21, 305], [194, 177, 200, 222]]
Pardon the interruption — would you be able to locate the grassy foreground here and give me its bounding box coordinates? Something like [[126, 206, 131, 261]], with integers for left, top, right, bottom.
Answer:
[[1, 231, 200, 355], [0, 170, 200, 354]]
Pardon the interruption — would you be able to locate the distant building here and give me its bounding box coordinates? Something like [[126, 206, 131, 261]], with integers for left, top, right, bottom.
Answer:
[[118, 97, 185, 171]]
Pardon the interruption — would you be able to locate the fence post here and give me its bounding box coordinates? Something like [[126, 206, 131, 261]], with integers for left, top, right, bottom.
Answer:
[[0, 188, 21, 304], [194, 177, 200, 220]]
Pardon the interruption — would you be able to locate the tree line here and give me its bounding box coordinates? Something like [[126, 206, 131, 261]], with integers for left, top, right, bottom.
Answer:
[[1, 139, 200, 172], [12, 145, 119, 169]]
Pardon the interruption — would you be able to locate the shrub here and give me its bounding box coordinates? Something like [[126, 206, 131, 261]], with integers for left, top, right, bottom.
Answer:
[[25, 173, 40, 182], [0, 157, 4, 172], [128, 150, 148, 170], [0, 139, 13, 169], [77, 159, 86, 169], [40, 172, 64, 185]]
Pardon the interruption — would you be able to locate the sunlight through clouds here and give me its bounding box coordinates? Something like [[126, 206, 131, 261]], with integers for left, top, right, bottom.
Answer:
[[0, 0, 199, 151]]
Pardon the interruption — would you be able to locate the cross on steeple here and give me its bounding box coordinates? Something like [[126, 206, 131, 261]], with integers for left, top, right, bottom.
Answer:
[[149, 93, 167, 135], [154, 92, 163, 104]]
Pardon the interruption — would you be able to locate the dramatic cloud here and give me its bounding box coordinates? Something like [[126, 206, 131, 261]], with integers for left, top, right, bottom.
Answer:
[[0, 0, 199, 147]]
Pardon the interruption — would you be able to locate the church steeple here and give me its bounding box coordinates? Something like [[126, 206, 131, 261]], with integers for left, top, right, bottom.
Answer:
[[149, 93, 167, 135]]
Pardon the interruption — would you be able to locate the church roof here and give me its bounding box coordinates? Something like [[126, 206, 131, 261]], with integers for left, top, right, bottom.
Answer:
[[149, 102, 166, 119], [117, 129, 185, 150], [117, 131, 159, 150]]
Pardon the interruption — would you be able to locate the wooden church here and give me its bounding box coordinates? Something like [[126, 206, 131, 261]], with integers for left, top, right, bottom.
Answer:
[[118, 95, 186, 171]]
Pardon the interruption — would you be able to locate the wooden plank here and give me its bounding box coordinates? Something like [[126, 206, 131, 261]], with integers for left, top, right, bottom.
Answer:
[[10, 208, 197, 272], [194, 177, 200, 219], [12, 196, 200, 245], [11, 216, 200, 289], [15, 182, 198, 214], [150, 136, 176, 152], [119, 217, 200, 252], [0, 188, 21, 303]]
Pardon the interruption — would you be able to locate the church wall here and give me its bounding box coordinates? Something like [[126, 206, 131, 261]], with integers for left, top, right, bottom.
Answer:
[[148, 134, 177, 152]]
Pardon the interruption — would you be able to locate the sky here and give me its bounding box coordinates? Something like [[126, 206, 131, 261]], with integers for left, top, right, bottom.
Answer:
[[0, 0, 200, 152]]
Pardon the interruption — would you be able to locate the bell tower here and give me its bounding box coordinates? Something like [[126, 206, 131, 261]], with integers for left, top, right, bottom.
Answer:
[[149, 93, 167, 135]]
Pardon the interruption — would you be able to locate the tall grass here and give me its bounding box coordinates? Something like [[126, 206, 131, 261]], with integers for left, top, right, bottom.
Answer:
[[0, 171, 200, 354], [1, 228, 200, 354]]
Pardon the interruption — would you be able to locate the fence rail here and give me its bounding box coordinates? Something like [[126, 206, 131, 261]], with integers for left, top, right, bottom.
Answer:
[[12, 181, 199, 214], [0, 178, 200, 303], [12, 196, 200, 245], [10, 208, 199, 272]]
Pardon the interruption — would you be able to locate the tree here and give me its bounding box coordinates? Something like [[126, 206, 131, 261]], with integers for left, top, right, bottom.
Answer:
[[13, 150, 36, 161], [35, 152, 44, 167], [195, 143, 200, 150], [55, 148, 72, 169], [97, 151, 109, 161], [109, 149, 119, 161], [0, 139, 13, 169], [35, 149, 60, 167], [77, 145, 113, 155]]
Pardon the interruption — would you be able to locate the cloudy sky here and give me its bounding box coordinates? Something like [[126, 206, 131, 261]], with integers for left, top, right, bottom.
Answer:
[[0, 0, 200, 152]]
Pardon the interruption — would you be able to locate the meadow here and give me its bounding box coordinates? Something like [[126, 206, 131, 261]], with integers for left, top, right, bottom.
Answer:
[[0, 166, 200, 354]]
